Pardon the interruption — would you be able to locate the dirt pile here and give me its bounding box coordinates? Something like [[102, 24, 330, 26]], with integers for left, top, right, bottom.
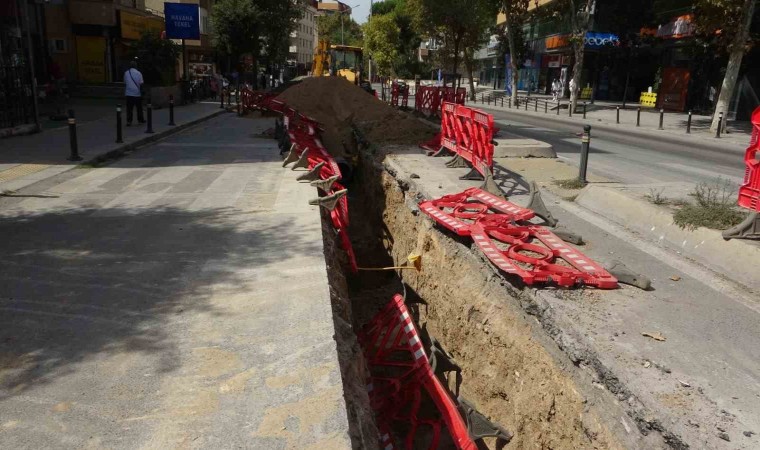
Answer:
[[276, 77, 436, 158]]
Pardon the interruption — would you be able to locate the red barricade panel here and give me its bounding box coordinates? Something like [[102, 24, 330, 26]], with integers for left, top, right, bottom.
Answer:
[[738, 107, 760, 211], [419, 188, 535, 236], [471, 215, 617, 289], [359, 295, 476, 450], [440, 102, 458, 154]]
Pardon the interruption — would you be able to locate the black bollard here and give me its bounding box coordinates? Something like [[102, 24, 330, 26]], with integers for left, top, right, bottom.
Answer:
[[168, 95, 176, 126], [578, 125, 591, 183], [716, 111, 723, 138], [524, 99, 528, 111], [220, 88, 225, 109], [616, 106, 620, 124], [544, 101, 548, 113], [146, 103, 155, 134], [534, 99, 538, 112], [481, 94, 484, 103], [583, 102, 587, 119], [686, 110, 692, 134], [568, 100, 573, 117], [637, 107, 641, 127], [557, 99, 561, 115], [116, 104, 123, 144], [67, 109, 82, 161], [658, 108, 664, 130], [508, 98, 512, 109]]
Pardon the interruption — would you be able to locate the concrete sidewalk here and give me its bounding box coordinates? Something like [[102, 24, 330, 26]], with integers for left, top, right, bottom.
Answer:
[[0, 115, 355, 449], [1, 101, 227, 194]]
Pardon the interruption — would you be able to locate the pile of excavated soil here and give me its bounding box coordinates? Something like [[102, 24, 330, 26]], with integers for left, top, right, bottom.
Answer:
[[276, 77, 437, 158]]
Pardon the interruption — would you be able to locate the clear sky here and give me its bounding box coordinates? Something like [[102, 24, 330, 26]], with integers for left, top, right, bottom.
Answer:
[[348, 0, 372, 24]]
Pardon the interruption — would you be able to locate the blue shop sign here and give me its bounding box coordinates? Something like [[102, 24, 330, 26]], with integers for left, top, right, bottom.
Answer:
[[584, 32, 620, 48], [164, 2, 200, 40]]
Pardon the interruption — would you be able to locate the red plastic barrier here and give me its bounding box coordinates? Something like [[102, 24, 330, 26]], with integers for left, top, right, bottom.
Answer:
[[418, 188, 535, 236], [420, 189, 618, 289], [416, 86, 441, 116], [439, 102, 459, 156], [471, 215, 618, 289], [738, 107, 760, 211], [359, 295, 476, 450], [439, 104, 495, 178]]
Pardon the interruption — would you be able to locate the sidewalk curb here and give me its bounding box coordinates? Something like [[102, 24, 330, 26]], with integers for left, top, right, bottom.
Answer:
[[474, 103, 748, 150], [575, 185, 760, 292], [85, 109, 230, 166]]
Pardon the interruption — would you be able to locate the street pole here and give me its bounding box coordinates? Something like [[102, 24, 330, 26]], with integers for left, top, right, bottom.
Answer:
[[341, 14, 344, 45], [182, 39, 188, 80]]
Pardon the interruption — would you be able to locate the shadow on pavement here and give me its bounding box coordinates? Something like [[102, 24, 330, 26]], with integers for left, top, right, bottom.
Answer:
[[0, 205, 319, 398]]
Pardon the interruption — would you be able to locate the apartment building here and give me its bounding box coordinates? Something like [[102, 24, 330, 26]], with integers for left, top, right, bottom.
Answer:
[[289, 0, 319, 75]]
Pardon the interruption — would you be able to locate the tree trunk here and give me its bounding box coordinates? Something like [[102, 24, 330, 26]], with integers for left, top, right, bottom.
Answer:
[[710, 0, 756, 132], [505, 17, 519, 106], [452, 34, 461, 87], [465, 50, 476, 101], [570, 42, 585, 113]]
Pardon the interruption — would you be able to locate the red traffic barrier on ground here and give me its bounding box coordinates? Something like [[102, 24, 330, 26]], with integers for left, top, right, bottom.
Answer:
[[359, 294, 477, 450], [738, 107, 760, 212], [420, 189, 618, 289], [471, 215, 619, 289], [419, 188, 534, 236]]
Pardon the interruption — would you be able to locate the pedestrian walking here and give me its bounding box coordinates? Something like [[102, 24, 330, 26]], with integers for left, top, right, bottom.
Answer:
[[124, 60, 145, 126], [551, 79, 560, 102]]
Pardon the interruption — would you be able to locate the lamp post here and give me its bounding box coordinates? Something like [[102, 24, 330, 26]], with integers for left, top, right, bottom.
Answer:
[[340, 3, 361, 45]]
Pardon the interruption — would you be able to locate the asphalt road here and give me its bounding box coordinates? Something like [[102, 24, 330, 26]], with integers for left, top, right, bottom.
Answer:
[[490, 110, 747, 189]]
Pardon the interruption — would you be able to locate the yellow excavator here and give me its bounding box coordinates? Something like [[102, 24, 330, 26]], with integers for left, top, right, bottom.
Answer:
[[312, 40, 364, 85]]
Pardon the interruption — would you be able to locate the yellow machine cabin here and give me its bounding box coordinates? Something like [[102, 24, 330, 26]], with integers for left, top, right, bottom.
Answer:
[[312, 41, 364, 84]]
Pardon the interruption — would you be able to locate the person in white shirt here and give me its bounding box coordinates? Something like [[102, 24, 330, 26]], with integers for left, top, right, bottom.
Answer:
[[124, 60, 145, 125]]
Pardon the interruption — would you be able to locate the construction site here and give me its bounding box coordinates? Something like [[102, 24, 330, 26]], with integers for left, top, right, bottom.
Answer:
[[233, 76, 759, 449], [1, 74, 759, 450]]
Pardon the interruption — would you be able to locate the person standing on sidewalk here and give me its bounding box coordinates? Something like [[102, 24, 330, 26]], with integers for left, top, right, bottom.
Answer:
[[124, 60, 145, 126]]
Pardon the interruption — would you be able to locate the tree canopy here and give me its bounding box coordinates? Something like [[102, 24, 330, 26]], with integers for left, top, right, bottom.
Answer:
[[211, 0, 302, 68], [317, 13, 363, 47], [365, 0, 425, 77]]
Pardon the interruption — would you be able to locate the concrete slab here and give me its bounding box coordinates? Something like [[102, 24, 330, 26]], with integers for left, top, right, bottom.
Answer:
[[493, 137, 556, 158], [0, 115, 353, 449]]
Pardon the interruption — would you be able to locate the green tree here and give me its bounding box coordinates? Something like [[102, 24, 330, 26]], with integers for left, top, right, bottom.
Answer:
[[695, 0, 757, 132], [364, 14, 400, 75], [408, 0, 483, 80], [461, 0, 500, 99], [317, 13, 363, 46], [367, 0, 424, 78], [211, 0, 302, 87], [129, 32, 180, 86]]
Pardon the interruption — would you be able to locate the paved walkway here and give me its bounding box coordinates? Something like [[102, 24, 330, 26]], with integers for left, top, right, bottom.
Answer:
[[0, 101, 226, 194], [0, 115, 353, 449], [474, 90, 752, 149]]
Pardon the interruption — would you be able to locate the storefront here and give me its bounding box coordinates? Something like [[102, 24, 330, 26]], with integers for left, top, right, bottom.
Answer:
[[116, 10, 165, 81]]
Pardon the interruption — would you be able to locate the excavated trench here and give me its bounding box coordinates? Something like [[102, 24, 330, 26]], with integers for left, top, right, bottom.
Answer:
[[318, 130, 643, 449]]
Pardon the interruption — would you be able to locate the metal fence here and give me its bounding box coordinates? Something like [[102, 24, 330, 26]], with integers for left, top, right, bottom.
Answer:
[[0, 64, 35, 129]]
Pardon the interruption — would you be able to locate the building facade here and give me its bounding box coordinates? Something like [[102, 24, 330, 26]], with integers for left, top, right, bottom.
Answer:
[[289, 0, 318, 75]]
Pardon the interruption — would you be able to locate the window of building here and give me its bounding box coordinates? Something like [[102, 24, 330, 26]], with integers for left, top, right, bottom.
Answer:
[[50, 38, 68, 53]]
